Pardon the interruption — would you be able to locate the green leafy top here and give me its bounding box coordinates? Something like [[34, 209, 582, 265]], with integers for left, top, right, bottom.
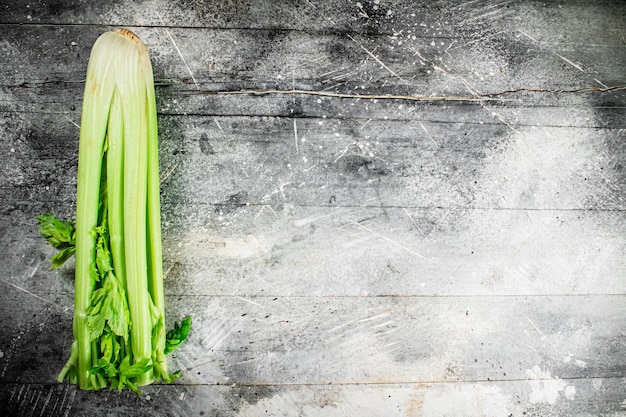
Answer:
[[38, 212, 192, 394]]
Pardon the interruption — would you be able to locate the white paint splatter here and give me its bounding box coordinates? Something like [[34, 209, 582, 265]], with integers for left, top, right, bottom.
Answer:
[[526, 365, 567, 405], [574, 359, 587, 368], [564, 386, 576, 400]]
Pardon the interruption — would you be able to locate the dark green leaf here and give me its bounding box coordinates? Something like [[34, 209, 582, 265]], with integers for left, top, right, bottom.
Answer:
[[36, 212, 76, 267], [51, 246, 76, 269], [165, 316, 192, 354], [36, 213, 75, 249]]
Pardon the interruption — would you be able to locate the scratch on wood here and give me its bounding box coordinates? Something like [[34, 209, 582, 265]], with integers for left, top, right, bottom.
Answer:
[[321, 81, 349, 91], [461, 79, 517, 131], [266, 205, 278, 217], [518, 30, 539, 43], [160, 162, 179, 182], [554, 53, 585, 73], [519, 29, 588, 74], [348, 220, 429, 261], [58, 385, 74, 417], [419, 121, 439, 147], [333, 142, 353, 163], [409, 46, 429, 63], [320, 67, 348, 78], [62, 115, 80, 129], [375, 327, 399, 336], [233, 294, 266, 309], [403, 208, 426, 236], [594, 79, 609, 89], [31, 391, 42, 415], [40, 386, 54, 417], [461, 6, 515, 24], [293, 118, 299, 155], [358, 313, 390, 323], [347, 34, 405, 81], [11, 385, 24, 405], [457, 0, 484, 9], [157, 11, 199, 89], [0, 278, 54, 305], [444, 40, 458, 55], [213, 116, 225, 134], [201, 318, 235, 352], [370, 320, 395, 329], [525, 316, 548, 340], [329, 319, 356, 333]]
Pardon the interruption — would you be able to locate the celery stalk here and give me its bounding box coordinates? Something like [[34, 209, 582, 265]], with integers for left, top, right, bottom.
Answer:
[[107, 88, 127, 292], [144, 45, 169, 378], [74, 31, 117, 389], [119, 29, 153, 386], [37, 28, 191, 394]]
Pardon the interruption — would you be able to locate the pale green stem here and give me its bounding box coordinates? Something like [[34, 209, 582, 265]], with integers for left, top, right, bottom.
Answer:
[[118, 30, 153, 386], [107, 88, 127, 291], [144, 48, 167, 371], [74, 32, 118, 389]]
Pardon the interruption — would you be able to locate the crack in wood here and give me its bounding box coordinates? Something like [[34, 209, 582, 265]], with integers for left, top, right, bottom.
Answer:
[[196, 85, 626, 103], [13, 80, 626, 103]]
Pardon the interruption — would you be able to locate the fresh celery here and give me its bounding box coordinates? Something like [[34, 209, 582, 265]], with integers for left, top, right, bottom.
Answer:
[[36, 29, 191, 394]]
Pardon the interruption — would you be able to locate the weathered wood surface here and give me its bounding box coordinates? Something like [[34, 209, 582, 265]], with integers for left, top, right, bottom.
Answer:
[[1, 1, 625, 416]]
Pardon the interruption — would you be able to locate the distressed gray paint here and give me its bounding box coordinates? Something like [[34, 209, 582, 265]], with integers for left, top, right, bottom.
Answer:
[[1, 1, 625, 416]]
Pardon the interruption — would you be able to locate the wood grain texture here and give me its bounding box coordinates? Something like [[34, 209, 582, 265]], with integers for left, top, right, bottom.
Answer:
[[1, 1, 625, 416]]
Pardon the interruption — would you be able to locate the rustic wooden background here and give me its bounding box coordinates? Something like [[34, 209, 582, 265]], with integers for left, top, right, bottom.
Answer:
[[1, 0, 625, 416]]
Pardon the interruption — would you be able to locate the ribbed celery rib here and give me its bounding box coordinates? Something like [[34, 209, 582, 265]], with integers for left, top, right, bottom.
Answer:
[[71, 28, 167, 391]]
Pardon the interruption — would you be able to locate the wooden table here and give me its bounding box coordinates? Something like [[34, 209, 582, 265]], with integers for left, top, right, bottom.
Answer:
[[1, 1, 625, 415]]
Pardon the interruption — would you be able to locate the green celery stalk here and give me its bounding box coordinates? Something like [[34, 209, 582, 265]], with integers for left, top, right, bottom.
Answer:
[[38, 28, 191, 393], [119, 28, 153, 386], [74, 31, 118, 389]]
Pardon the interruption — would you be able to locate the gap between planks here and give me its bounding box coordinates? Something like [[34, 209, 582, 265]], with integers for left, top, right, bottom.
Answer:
[[144, 375, 622, 388]]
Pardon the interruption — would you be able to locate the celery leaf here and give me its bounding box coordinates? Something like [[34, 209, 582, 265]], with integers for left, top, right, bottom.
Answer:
[[164, 316, 192, 354], [36, 212, 76, 268]]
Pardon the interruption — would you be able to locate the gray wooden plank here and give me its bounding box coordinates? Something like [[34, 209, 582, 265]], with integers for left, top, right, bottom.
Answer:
[[1, 23, 624, 113], [3, 205, 626, 298], [3, 113, 626, 213], [149, 295, 626, 385], [4, 86, 624, 128], [2, 293, 624, 386], [158, 208, 626, 297], [1, 378, 626, 417], [2, 378, 625, 417], [1, 0, 624, 39]]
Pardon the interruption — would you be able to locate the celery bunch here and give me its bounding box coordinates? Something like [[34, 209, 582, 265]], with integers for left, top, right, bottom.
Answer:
[[37, 29, 190, 394]]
